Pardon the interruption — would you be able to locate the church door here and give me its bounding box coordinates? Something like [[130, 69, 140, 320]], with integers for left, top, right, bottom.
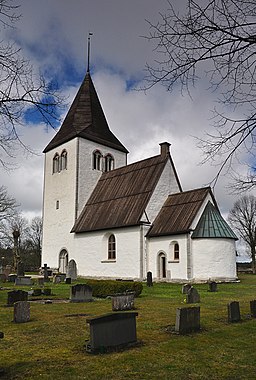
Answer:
[[59, 249, 68, 273], [158, 252, 167, 279]]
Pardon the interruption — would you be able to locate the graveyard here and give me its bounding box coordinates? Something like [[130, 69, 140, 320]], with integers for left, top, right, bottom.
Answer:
[[0, 274, 256, 379]]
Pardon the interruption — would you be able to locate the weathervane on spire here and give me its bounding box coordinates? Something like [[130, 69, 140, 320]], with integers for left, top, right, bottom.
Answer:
[[87, 32, 93, 72]]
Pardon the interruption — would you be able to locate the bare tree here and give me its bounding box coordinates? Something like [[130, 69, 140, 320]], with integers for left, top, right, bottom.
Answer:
[[228, 195, 256, 273], [0, 184, 18, 222], [23, 216, 42, 256], [0, 0, 65, 167], [144, 0, 256, 190]]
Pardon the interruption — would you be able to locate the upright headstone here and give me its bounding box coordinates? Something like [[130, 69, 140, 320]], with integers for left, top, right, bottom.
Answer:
[[175, 306, 200, 334], [43, 263, 49, 282], [112, 292, 135, 311], [65, 277, 72, 284], [86, 312, 138, 353], [0, 273, 6, 282], [146, 271, 153, 287], [70, 284, 93, 302], [228, 301, 241, 323], [67, 259, 77, 281], [250, 300, 256, 318], [15, 276, 32, 286], [182, 284, 192, 294], [208, 281, 217, 292], [187, 287, 200, 303], [7, 290, 28, 306], [8, 274, 17, 283], [13, 301, 30, 323], [52, 274, 61, 284], [17, 261, 25, 277]]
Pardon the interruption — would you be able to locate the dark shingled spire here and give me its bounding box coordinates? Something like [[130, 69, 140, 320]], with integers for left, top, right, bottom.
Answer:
[[43, 72, 128, 153]]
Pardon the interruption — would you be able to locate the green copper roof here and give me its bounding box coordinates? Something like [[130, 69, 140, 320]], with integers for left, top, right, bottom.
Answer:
[[192, 201, 238, 240]]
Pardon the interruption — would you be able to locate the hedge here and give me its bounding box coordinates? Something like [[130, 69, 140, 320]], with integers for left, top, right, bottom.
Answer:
[[83, 279, 143, 298]]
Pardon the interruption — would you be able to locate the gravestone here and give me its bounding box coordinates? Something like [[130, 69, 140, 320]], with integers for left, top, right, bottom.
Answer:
[[208, 281, 217, 292], [17, 261, 25, 277], [43, 264, 49, 282], [52, 274, 61, 284], [37, 277, 45, 286], [112, 292, 135, 311], [70, 284, 93, 302], [15, 276, 32, 286], [146, 271, 153, 287], [65, 277, 72, 284], [67, 259, 77, 280], [13, 301, 30, 323], [86, 312, 138, 353], [175, 306, 200, 334], [186, 287, 200, 303], [228, 301, 241, 323], [182, 284, 192, 294], [250, 300, 256, 318], [8, 274, 17, 283], [7, 290, 28, 306]]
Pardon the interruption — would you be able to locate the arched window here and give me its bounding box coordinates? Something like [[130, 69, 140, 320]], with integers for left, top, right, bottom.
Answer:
[[174, 243, 179, 260], [60, 150, 67, 170], [108, 234, 116, 260], [59, 249, 68, 273], [53, 153, 59, 173], [93, 150, 103, 170], [104, 154, 114, 172]]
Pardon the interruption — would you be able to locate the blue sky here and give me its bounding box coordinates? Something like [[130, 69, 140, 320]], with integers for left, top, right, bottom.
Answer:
[[0, 0, 254, 259]]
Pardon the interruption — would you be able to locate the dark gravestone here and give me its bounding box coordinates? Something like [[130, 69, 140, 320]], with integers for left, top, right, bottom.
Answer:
[[86, 312, 138, 353], [186, 287, 200, 303], [250, 300, 256, 318], [13, 301, 30, 323], [15, 276, 32, 286], [43, 264, 49, 282], [65, 277, 72, 284], [7, 290, 28, 306], [182, 284, 192, 294], [8, 274, 17, 283], [17, 261, 25, 277], [175, 306, 200, 334], [53, 274, 61, 284], [112, 292, 135, 311], [228, 301, 241, 323], [70, 284, 93, 302], [208, 281, 217, 292], [37, 277, 44, 286], [147, 271, 153, 287], [67, 259, 77, 281], [0, 273, 7, 282]]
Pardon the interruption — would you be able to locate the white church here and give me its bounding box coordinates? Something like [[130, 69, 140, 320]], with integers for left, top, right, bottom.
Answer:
[[41, 69, 238, 282]]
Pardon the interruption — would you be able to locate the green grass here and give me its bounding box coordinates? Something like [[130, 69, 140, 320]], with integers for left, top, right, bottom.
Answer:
[[1, 275, 256, 379]]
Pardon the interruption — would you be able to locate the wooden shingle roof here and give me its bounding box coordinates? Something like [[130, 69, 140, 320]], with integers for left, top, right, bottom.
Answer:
[[72, 154, 169, 233], [147, 187, 214, 237], [43, 72, 128, 153]]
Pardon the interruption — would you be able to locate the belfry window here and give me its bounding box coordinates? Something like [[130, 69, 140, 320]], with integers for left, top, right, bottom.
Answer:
[[53, 153, 59, 173], [60, 150, 67, 170], [93, 150, 103, 170], [108, 234, 116, 260], [104, 154, 114, 172]]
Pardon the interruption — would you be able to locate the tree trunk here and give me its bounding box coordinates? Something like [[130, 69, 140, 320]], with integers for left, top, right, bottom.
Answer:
[[251, 245, 256, 274]]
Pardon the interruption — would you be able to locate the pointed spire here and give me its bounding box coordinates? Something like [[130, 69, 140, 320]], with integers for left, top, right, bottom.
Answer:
[[43, 71, 128, 154]]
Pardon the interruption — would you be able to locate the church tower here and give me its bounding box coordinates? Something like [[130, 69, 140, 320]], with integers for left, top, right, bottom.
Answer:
[[41, 70, 128, 272]]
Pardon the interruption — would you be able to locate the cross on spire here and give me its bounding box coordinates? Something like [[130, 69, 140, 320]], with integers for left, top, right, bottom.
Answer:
[[87, 32, 93, 73]]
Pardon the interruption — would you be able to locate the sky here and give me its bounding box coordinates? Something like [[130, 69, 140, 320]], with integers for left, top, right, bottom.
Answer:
[[0, 0, 254, 257]]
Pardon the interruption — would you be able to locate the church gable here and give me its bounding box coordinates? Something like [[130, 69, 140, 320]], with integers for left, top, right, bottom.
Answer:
[[147, 187, 214, 237]]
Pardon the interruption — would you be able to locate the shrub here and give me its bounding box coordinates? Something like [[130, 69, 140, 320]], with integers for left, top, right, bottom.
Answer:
[[83, 279, 143, 298]]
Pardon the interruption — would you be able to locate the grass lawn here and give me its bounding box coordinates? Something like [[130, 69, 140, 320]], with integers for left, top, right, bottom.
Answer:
[[1, 274, 256, 379]]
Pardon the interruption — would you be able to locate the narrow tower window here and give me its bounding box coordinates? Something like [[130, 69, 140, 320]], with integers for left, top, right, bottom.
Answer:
[[174, 243, 179, 260]]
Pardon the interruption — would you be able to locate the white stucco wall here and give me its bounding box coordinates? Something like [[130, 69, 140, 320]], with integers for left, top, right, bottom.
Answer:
[[192, 238, 237, 281], [77, 138, 127, 217], [147, 235, 188, 281], [146, 158, 181, 223], [42, 139, 77, 268], [72, 226, 143, 279]]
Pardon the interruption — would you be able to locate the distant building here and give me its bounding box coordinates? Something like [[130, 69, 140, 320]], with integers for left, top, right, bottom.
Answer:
[[42, 70, 238, 282]]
